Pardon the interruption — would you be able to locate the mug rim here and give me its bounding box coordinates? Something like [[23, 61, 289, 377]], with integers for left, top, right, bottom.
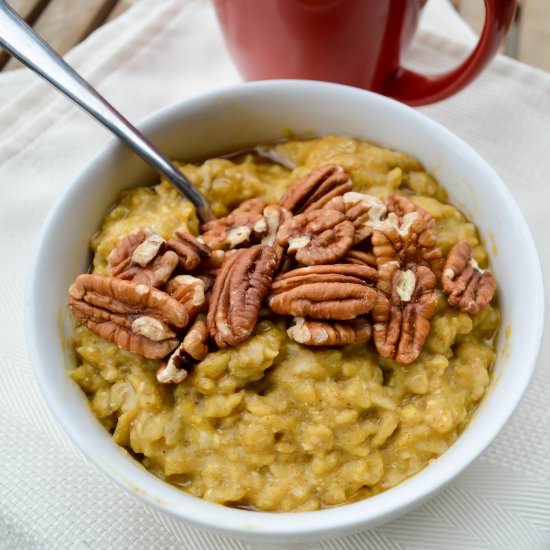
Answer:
[[26, 80, 545, 540]]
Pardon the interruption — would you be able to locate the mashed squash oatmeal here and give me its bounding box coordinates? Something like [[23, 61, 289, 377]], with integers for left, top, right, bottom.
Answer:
[[69, 136, 499, 512]]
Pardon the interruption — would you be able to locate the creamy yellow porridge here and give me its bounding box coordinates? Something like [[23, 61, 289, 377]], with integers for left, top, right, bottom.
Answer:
[[70, 136, 499, 512]]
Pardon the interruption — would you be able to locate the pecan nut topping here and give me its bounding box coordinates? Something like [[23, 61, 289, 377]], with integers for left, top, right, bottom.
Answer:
[[260, 204, 292, 267], [182, 318, 209, 360], [166, 231, 211, 271], [207, 245, 278, 347], [269, 264, 377, 320], [200, 198, 266, 250], [165, 275, 207, 320], [371, 194, 443, 275], [69, 274, 189, 359], [156, 318, 209, 384], [327, 192, 387, 245], [277, 208, 354, 265], [259, 205, 292, 245], [279, 164, 352, 214], [287, 317, 372, 346], [343, 250, 378, 268], [197, 249, 229, 279], [441, 241, 496, 314], [372, 261, 437, 364], [156, 351, 188, 384], [109, 227, 179, 288]]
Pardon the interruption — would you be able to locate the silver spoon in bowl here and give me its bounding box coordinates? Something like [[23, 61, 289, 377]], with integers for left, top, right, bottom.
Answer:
[[0, 1, 217, 223]]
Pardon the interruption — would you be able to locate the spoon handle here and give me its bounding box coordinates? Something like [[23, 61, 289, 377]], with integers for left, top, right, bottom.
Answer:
[[0, 1, 215, 223]]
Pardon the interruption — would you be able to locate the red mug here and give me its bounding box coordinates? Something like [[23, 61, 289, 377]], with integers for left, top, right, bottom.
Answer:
[[214, 0, 517, 106]]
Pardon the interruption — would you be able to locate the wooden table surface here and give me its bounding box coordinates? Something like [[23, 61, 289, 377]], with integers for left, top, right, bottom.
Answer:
[[0, 0, 549, 73], [453, 0, 550, 73], [0, 0, 131, 71]]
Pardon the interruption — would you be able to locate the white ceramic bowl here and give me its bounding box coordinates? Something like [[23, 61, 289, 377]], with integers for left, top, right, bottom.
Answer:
[[27, 81, 544, 544]]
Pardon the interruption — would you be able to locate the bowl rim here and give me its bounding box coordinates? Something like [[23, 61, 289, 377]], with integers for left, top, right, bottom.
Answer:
[[26, 80, 545, 539]]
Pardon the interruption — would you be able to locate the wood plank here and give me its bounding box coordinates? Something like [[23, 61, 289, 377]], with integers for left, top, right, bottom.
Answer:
[[453, 0, 521, 57], [106, 0, 132, 22], [517, 0, 550, 72], [79, 0, 119, 42], [0, 0, 50, 70], [6, 0, 49, 18], [456, 0, 485, 36], [4, 0, 116, 70], [503, 2, 521, 58]]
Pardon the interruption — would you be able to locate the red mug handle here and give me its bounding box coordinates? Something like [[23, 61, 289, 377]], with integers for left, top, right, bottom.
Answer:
[[384, 0, 517, 106]]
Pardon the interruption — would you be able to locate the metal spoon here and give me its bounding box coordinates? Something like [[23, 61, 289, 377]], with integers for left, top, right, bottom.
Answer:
[[221, 144, 296, 170], [0, 0, 215, 223]]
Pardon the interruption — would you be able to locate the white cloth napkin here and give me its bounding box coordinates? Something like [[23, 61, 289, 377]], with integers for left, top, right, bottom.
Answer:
[[1, 1, 549, 549]]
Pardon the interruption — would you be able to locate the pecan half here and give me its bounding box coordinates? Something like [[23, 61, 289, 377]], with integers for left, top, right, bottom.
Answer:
[[372, 262, 437, 364], [327, 192, 387, 245], [200, 198, 266, 250], [269, 264, 377, 320], [207, 245, 278, 347], [166, 231, 211, 271], [371, 195, 443, 275], [69, 274, 188, 359], [277, 208, 354, 265], [109, 228, 178, 288], [441, 241, 496, 314], [287, 317, 372, 346], [279, 164, 352, 214], [165, 275, 207, 320]]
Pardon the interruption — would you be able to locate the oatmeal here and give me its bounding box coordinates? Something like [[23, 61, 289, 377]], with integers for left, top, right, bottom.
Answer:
[[70, 136, 499, 512]]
